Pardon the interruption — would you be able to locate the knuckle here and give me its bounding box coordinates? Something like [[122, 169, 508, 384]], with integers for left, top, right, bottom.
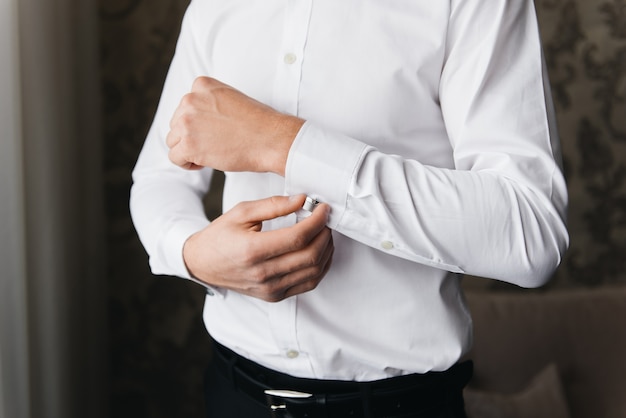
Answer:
[[259, 283, 284, 303], [248, 272, 267, 289], [247, 260, 278, 286], [268, 195, 284, 207], [179, 93, 198, 110], [177, 113, 195, 130], [240, 245, 261, 268], [232, 200, 253, 217], [302, 253, 320, 269], [250, 266, 266, 282], [180, 92, 193, 105], [309, 263, 324, 278], [263, 293, 283, 303], [304, 278, 321, 292], [192, 76, 214, 90], [306, 245, 326, 266]]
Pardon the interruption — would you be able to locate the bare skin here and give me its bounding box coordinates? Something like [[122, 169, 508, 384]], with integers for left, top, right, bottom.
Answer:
[[167, 77, 333, 302], [183, 195, 333, 302], [167, 76, 304, 175]]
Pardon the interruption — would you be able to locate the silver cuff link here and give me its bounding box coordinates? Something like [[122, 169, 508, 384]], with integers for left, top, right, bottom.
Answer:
[[302, 196, 320, 212], [296, 196, 321, 222]]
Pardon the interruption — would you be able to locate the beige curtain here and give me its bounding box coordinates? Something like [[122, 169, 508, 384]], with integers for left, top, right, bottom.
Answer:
[[0, 1, 29, 417], [0, 0, 106, 417]]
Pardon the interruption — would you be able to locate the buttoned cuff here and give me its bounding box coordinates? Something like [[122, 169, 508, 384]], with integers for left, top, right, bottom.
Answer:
[[284, 121, 368, 228]]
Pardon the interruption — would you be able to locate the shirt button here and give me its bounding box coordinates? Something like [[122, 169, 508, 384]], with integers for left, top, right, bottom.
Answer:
[[206, 288, 214, 296], [286, 349, 300, 359], [381, 241, 394, 250], [283, 53, 297, 65]]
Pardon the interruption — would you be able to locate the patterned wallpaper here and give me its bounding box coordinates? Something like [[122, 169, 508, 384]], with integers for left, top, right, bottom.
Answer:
[[537, 0, 626, 287], [98, 0, 626, 416], [99, 1, 209, 417]]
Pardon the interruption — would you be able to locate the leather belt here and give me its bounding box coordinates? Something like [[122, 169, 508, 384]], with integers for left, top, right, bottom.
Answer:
[[211, 341, 472, 418]]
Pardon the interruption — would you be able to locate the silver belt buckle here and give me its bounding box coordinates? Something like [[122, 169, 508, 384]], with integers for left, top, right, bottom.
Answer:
[[264, 389, 313, 418]]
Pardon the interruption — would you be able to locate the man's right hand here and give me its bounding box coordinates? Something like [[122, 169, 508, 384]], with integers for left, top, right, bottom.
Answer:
[[183, 195, 334, 302]]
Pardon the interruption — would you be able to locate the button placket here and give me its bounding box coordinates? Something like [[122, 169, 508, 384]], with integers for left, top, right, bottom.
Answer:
[[267, 296, 313, 376], [267, 0, 315, 378], [271, 0, 313, 116]]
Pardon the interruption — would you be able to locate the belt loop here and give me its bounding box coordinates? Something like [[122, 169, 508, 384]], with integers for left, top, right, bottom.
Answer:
[[315, 393, 329, 418], [359, 383, 372, 418], [227, 355, 238, 390]]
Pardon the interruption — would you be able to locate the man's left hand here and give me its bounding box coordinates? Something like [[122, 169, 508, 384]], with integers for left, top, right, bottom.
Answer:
[[166, 76, 304, 175]]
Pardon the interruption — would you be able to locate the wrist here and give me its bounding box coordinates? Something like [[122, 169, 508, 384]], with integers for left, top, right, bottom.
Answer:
[[270, 114, 305, 176], [182, 231, 202, 281]]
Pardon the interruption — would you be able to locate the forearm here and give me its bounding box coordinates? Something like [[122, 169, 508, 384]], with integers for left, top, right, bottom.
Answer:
[[284, 0, 568, 287], [285, 122, 569, 287]]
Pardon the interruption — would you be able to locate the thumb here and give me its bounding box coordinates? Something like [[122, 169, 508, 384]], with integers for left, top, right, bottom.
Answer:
[[234, 194, 307, 225]]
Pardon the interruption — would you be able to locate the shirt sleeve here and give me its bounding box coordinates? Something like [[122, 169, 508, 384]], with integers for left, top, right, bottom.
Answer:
[[129, 1, 214, 287], [284, 0, 569, 288]]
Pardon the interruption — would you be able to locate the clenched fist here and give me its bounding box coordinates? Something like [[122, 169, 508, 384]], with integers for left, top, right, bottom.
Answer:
[[166, 76, 304, 175]]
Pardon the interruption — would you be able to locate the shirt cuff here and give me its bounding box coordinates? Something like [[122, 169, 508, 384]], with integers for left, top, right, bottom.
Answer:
[[153, 216, 224, 298], [284, 121, 368, 229]]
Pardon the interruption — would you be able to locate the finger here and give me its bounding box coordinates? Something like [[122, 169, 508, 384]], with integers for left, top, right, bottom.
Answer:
[[165, 128, 181, 149], [215, 235, 333, 303], [169, 90, 204, 130], [192, 75, 221, 92], [281, 226, 333, 270], [255, 203, 331, 259], [258, 227, 333, 284], [167, 95, 196, 147], [280, 236, 335, 300], [231, 195, 308, 226], [167, 142, 186, 167], [167, 88, 207, 146], [224, 198, 329, 274], [168, 142, 202, 170]]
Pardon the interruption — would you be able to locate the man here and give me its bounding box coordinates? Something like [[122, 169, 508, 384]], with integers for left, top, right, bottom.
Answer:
[[130, 0, 569, 416]]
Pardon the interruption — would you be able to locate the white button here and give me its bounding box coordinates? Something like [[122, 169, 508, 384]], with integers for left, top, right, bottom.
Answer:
[[381, 241, 394, 250], [206, 289, 214, 296], [283, 53, 297, 65], [286, 349, 299, 359]]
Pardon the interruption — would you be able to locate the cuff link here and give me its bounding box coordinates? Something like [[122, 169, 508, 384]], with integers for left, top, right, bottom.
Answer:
[[296, 196, 321, 222], [302, 196, 320, 212]]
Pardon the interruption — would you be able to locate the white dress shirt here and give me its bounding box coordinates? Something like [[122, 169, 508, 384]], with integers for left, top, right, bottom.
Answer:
[[130, 0, 569, 381]]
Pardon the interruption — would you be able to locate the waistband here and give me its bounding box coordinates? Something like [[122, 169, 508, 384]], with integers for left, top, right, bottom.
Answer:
[[211, 340, 472, 418]]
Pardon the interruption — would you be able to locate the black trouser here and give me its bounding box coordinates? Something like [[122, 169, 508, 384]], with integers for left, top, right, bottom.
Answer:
[[204, 341, 472, 418]]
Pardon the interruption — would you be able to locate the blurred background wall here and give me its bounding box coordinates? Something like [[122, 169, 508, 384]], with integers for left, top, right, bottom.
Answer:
[[98, 1, 212, 416], [1, 0, 624, 417]]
